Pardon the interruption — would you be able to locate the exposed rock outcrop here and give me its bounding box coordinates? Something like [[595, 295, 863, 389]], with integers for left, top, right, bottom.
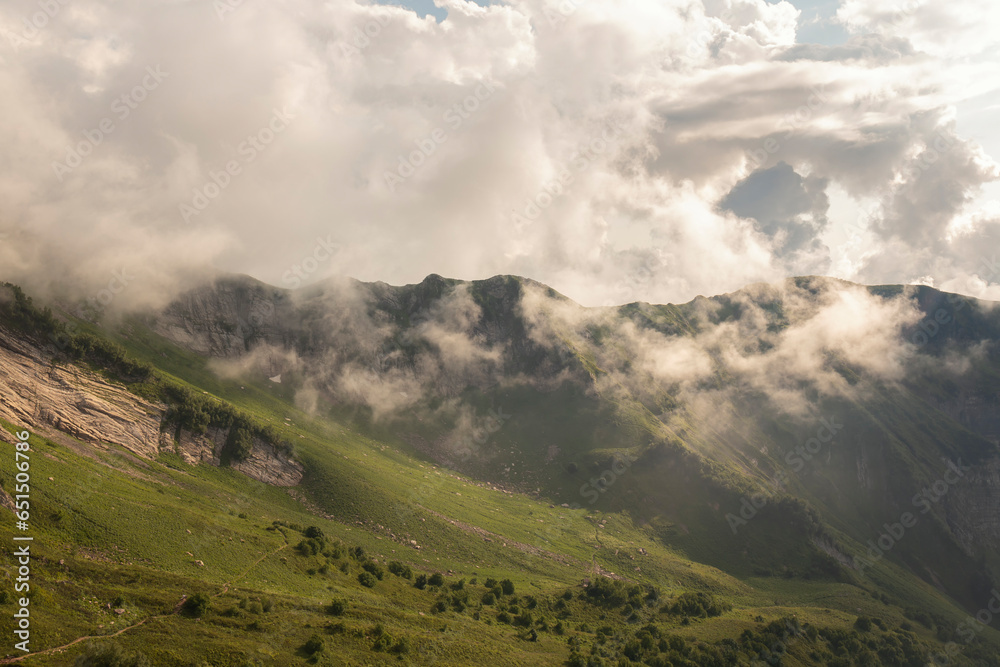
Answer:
[[0, 325, 302, 487], [172, 425, 303, 486], [947, 457, 1000, 554], [0, 326, 165, 458]]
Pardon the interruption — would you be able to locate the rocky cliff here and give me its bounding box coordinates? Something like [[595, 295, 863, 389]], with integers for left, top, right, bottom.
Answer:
[[0, 324, 302, 486]]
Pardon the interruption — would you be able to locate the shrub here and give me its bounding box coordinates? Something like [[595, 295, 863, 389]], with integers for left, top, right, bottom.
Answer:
[[428, 573, 444, 587], [358, 572, 377, 588], [226, 427, 254, 463], [182, 593, 211, 618], [388, 561, 413, 579], [585, 577, 628, 607], [500, 579, 515, 595], [514, 612, 534, 627], [302, 634, 324, 655], [304, 526, 325, 540], [327, 599, 346, 616], [664, 592, 731, 618], [481, 592, 496, 605], [392, 637, 411, 655], [361, 561, 384, 580], [414, 574, 428, 590], [297, 539, 321, 557]]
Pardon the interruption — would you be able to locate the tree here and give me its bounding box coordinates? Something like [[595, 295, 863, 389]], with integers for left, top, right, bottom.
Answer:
[[228, 427, 254, 462], [428, 573, 444, 586], [500, 579, 515, 595]]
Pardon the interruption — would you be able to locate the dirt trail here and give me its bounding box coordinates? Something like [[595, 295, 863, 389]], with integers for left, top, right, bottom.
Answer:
[[0, 533, 289, 664]]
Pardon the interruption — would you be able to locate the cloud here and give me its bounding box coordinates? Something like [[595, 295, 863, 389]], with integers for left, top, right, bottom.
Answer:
[[719, 161, 831, 274], [519, 277, 924, 419], [0, 0, 998, 309], [275, 279, 505, 420]]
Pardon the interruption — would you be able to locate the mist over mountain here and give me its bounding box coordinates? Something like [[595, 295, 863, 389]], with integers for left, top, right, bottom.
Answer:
[[4, 0, 1000, 661], [142, 272, 1000, 611], [3, 271, 1000, 664]]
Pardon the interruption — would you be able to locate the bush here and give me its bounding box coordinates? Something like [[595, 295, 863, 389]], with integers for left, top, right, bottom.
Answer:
[[182, 593, 211, 618], [361, 561, 384, 580], [414, 574, 428, 590], [226, 426, 254, 463], [585, 577, 628, 607], [327, 599, 346, 616], [481, 591, 496, 605], [304, 526, 325, 541], [428, 573, 444, 587], [664, 591, 731, 618], [358, 572, 377, 588], [500, 579, 515, 595], [388, 561, 413, 579], [297, 539, 321, 557], [302, 634, 324, 655]]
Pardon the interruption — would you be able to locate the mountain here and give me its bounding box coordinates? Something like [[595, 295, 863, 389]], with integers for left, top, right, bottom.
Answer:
[[1, 275, 999, 666]]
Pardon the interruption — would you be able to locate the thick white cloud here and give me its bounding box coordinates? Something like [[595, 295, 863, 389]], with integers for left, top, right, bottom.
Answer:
[[0, 0, 997, 309]]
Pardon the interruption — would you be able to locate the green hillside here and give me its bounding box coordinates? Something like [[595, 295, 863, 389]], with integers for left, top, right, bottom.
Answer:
[[1, 279, 999, 665]]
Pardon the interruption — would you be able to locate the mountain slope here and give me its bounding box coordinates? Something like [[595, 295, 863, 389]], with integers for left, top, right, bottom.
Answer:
[[1, 278, 999, 665]]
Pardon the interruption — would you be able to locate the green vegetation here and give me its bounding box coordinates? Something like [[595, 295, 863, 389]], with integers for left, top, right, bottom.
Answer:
[[0, 279, 999, 665]]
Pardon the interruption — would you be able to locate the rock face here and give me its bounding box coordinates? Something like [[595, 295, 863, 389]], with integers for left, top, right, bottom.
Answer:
[[0, 325, 165, 457], [932, 392, 1000, 447], [152, 277, 296, 358], [173, 425, 303, 486], [0, 324, 302, 487], [947, 457, 1000, 554]]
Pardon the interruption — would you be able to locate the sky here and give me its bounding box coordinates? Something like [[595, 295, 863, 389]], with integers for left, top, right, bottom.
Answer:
[[0, 0, 998, 310]]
